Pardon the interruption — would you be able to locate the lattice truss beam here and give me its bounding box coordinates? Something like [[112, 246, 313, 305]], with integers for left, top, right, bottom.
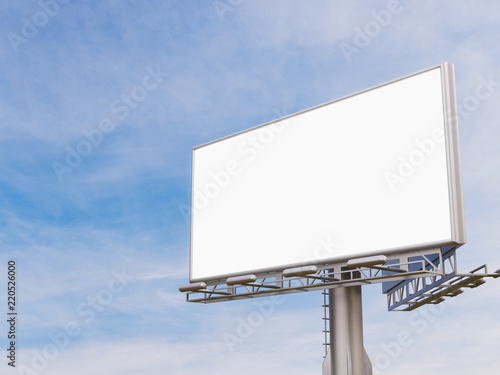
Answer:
[[385, 248, 500, 311], [179, 247, 499, 305]]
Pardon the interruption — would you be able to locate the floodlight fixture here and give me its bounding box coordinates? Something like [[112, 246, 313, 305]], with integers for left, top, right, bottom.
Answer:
[[464, 278, 486, 288], [347, 255, 388, 269], [179, 282, 207, 292], [226, 274, 257, 285], [445, 287, 464, 297], [495, 269, 500, 275], [431, 296, 446, 304], [283, 266, 318, 277], [468, 278, 486, 288]]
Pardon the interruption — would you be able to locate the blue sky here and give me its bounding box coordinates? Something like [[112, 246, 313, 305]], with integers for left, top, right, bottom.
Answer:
[[1, 1, 499, 374]]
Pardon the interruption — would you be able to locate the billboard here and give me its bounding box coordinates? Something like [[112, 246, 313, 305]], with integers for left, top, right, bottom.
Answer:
[[189, 63, 465, 283]]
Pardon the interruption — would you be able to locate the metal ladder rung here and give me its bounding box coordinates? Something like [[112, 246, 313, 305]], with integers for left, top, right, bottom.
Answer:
[[323, 289, 331, 357]]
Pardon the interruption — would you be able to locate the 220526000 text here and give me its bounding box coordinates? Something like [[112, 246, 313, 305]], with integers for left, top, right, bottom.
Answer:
[[6, 260, 17, 368]]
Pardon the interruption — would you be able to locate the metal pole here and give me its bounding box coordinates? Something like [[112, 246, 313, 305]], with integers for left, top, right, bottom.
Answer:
[[329, 285, 365, 375]]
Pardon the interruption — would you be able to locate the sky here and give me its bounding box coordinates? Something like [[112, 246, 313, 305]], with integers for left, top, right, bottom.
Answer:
[[0, 1, 499, 374]]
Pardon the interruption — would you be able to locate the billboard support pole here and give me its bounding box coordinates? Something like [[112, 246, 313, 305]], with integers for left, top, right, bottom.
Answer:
[[329, 285, 371, 375]]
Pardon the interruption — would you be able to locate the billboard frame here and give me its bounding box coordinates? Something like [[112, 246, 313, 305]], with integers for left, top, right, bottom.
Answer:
[[189, 62, 465, 283]]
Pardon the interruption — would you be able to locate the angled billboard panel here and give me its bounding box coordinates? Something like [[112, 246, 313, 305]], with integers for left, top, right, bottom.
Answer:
[[190, 63, 465, 282]]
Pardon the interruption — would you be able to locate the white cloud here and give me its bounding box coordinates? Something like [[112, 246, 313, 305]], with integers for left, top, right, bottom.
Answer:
[[15, 302, 323, 375]]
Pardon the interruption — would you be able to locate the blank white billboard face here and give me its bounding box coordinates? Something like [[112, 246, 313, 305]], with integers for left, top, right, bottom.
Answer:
[[190, 63, 465, 282]]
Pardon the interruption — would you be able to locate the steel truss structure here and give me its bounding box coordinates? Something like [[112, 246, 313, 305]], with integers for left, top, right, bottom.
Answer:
[[181, 247, 499, 375], [181, 247, 500, 305], [385, 248, 499, 311]]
